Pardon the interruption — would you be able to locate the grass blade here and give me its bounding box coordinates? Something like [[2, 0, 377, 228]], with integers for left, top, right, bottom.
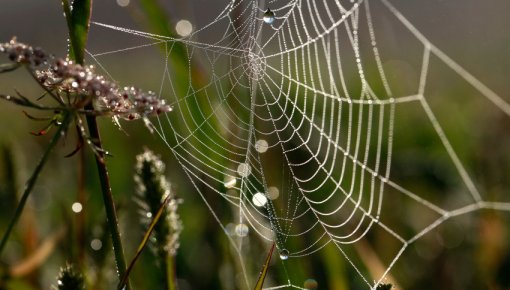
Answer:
[[62, 0, 92, 64], [0, 113, 72, 256], [254, 243, 275, 290], [117, 193, 173, 290]]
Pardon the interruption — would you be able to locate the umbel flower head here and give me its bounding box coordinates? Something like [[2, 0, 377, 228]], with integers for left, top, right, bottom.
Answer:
[[38, 58, 172, 120], [1, 37, 172, 121], [135, 149, 182, 257], [1, 37, 173, 156], [0, 37, 47, 66]]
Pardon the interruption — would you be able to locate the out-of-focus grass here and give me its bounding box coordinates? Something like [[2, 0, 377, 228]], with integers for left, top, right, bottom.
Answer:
[[0, 1, 510, 290]]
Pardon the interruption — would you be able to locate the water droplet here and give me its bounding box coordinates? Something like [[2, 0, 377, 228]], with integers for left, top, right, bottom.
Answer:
[[304, 278, 318, 289], [90, 239, 103, 251], [71, 81, 79, 88], [267, 186, 279, 200], [57, 280, 63, 286], [235, 223, 249, 237], [225, 223, 236, 236], [224, 175, 236, 188], [255, 139, 269, 153], [146, 212, 153, 218], [263, 8, 275, 24], [71, 202, 83, 213], [237, 163, 251, 177], [175, 19, 193, 37], [252, 192, 268, 207], [279, 249, 289, 260], [226, 189, 237, 197]]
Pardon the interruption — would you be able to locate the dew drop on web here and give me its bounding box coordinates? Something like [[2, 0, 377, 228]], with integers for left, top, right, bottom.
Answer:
[[252, 192, 268, 207], [223, 175, 236, 188], [255, 139, 268, 153], [279, 249, 289, 260], [237, 163, 251, 177], [263, 8, 275, 24], [267, 186, 279, 200], [235, 223, 249, 237]]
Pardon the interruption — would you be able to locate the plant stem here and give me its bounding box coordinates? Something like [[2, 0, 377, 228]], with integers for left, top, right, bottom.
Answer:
[[166, 255, 178, 290], [63, 0, 130, 285], [0, 112, 71, 256], [84, 109, 131, 289]]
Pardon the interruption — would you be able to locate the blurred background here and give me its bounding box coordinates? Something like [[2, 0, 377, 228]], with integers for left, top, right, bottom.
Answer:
[[0, 1, 509, 289]]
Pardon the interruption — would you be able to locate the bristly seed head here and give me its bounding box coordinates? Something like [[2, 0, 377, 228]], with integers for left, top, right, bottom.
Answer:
[[52, 264, 84, 290], [135, 148, 182, 257]]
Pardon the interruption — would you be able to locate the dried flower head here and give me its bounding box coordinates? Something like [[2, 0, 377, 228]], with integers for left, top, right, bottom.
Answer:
[[0, 37, 48, 66], [38, 58, 172, 120], [1, 37, 173, 156], [1, 38, 172, 121]]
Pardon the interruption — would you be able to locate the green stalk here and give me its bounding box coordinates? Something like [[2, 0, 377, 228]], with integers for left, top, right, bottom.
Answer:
[[166, 255, 177, 290], [86, 114, 130, 289], [62, 0, 131, 287], [0, 112, 71, 256]]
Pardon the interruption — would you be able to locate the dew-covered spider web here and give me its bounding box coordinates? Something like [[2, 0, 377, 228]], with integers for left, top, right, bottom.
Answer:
[[87, 0, 510, 289]]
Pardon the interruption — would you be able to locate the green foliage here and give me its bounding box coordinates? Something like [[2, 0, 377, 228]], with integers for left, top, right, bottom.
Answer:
[[253, 243, 275, 290], [137, 0, 175, 39], [62, 0, 92, 64], [0, 144, 18, 216]]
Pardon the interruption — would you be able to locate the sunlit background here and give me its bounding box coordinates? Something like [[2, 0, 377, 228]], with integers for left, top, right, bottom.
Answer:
[[1, 1, 510, 289]]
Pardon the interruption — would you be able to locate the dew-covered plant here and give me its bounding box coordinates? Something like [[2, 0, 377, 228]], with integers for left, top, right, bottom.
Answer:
[[133, 149, 182, 290], [0, 38, 171, 140], [0, 1, 178, 289]]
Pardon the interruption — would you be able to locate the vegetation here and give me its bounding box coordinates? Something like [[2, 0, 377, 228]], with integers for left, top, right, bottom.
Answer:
[[0, 1, 509, 290]]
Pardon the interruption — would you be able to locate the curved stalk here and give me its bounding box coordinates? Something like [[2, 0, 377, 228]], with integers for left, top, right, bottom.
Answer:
[[0, 112, 72, 256]]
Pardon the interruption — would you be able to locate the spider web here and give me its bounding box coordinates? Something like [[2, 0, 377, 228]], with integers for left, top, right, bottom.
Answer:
[[87, 0, 510, 289]]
